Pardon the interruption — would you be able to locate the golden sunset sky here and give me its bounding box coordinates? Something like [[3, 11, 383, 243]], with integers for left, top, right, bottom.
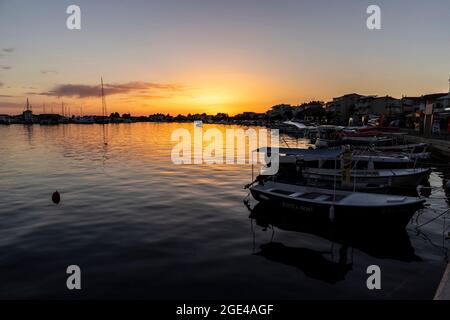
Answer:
[[1, 0, 450, 116]]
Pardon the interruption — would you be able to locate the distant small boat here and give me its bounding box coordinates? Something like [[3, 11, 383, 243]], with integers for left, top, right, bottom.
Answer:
[[315, 136, 393, 148], [0, 115, 11, 125], [73, 116, 95, 124], [250, 181, 425, 228]]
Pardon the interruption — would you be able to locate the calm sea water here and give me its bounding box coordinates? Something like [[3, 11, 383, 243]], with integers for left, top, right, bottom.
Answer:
[[0, 123, 448, 299]]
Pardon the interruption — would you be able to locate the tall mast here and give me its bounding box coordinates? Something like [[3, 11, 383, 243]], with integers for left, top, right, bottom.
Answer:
[[101, 77, 107, 118], [25, 98, 31, 111]]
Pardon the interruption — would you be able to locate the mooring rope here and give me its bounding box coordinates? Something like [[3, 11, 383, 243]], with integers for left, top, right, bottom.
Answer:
[[414, 208, 450, 229]]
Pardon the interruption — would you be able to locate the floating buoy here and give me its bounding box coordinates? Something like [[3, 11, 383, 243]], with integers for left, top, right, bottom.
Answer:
[[52, 191, 61, 204]]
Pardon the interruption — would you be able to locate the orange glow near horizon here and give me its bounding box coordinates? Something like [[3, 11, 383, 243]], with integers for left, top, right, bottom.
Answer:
[[4, 70, 449, 116], [10, 80, 294, 117]]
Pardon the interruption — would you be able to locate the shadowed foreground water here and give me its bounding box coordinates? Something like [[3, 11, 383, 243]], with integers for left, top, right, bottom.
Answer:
[[0, 123, 448, 299]]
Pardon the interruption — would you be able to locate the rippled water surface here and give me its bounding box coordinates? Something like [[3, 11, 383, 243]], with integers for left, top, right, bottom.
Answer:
[[0, 123, 448, 299]]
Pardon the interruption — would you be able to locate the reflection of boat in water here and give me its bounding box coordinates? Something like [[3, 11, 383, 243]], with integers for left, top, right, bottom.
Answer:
[[255, 242, 352, 284], [249, 202, 420, 262]]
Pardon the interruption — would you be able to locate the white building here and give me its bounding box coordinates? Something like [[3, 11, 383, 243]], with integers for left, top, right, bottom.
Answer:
[[355, 95, 401, 116], [325, 93, 363, 123]]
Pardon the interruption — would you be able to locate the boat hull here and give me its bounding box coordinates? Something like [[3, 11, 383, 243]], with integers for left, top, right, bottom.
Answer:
[[250, 187, 423, 229]]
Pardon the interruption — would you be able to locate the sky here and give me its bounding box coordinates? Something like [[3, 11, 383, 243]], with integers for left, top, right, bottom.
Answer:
[[0, 0, 450, 116]]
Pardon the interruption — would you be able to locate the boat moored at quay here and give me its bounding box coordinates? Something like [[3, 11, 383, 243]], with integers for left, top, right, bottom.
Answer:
[[247, 144, 432, 229], [249, 180, 425, 229]]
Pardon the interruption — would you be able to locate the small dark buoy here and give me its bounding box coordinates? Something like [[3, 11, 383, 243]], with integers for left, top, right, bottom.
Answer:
[[52, 191, 61, 204]]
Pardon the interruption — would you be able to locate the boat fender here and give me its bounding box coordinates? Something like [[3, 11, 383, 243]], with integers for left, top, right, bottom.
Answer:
[[445, 180, 450, 190], [329, 205, 335, 222], [52, 190, 61, 204], [416, 185, 422, 196]]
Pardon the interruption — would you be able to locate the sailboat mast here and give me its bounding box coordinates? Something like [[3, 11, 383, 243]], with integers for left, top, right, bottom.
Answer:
[[101, 77, 107, 118]]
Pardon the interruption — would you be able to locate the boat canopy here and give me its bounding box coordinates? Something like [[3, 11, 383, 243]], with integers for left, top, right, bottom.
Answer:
[[255, 147, 344, 158], [282, 121, 316, 130]]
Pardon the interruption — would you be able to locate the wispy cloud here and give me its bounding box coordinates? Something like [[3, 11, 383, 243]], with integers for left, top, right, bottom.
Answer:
[[41, 70, 58, 75], [1, 66, 11, 70], [0, 94, 15, 98], [3, 48, 15, 53], [0, 101, 22, 109], [37, 81, 185, 98]]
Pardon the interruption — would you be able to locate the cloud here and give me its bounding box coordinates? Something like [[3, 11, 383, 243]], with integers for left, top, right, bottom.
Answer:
[[41, 70, 58, 75], [0, 81, 3, 87], [38, 81, 185, 98], [0, 101, 22, 109], [0, 95, 15, 98], [3, 48, 14, 53], [1, 66, 11, 70]]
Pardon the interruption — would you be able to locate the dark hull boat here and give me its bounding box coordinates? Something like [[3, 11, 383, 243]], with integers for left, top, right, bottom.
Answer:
[[250, 181, 425, 228]]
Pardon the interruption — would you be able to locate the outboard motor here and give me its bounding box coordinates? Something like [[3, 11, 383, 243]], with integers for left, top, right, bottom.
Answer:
[[445, 179, 450, 191], [295, 159, 305, 179]]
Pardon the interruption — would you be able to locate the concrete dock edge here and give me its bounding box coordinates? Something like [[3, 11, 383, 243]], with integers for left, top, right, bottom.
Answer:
[[434, 262, 450, 300], [405, 134, 450, 158]]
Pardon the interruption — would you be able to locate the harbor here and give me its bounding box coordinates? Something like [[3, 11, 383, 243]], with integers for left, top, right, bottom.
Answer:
[[0, 122, 448, 299], [1, 0, 450, 304], [1, 89, 450, 299]]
